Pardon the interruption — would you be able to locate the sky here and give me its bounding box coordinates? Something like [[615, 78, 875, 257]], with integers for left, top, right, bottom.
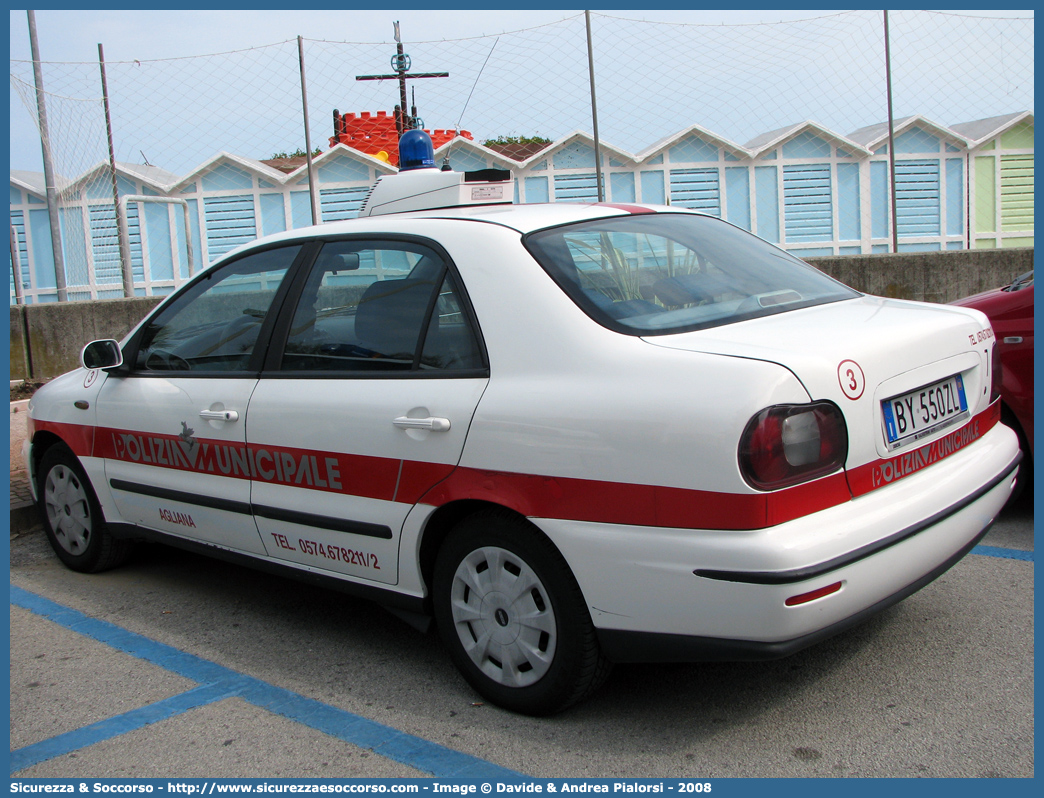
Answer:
[[9, 7, 1032, 174], [6, 7, 851, 174], [9, 8, 862, 62]]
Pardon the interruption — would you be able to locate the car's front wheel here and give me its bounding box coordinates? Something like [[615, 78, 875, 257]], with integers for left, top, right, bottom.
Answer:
[[38, 444, 132, 573], [433, 510, 611, 715]]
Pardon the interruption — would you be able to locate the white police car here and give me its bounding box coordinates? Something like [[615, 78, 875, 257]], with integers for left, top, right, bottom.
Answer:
[[24, 131, 1021, 715]]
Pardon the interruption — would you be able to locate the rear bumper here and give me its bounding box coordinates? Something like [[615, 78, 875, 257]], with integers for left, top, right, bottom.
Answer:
[[596, 472, 1008, 662], [536, 424, 1020, 660], [693, 448, 1021, 587]]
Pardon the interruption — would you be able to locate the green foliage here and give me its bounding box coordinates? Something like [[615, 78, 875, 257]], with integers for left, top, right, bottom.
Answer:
[[482, 135, 552, 147], [564, 234, 642, 302], [268, 147, 323, 159], [565, 232, 704, 305]]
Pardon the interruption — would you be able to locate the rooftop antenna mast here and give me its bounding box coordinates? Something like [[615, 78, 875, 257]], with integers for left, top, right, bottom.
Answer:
[[356, 21, 449, 136]]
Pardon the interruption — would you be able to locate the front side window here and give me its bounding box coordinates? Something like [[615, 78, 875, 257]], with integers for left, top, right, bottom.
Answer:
[[134, 245, 300, 372], [278, 240, 483, 373], [525, 213, 859, 335]]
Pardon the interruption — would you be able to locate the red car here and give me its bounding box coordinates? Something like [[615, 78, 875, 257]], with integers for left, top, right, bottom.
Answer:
[[953, 271, 1034, 497]]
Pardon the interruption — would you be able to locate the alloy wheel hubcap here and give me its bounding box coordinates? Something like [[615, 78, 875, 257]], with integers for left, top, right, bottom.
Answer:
[[450, 546, 557, 688], [44, 465, 92, 555]]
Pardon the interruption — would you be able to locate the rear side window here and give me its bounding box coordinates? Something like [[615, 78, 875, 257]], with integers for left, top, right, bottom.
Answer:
[[278, 240, 484, 373], [525, 213, 858, 335]]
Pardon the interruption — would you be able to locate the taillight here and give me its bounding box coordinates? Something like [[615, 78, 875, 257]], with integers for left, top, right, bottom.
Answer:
[[739, 402, 848, 490], [990, 343, 1002, 403]]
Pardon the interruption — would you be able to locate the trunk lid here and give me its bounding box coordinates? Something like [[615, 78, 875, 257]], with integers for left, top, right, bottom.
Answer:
[[643, 295, 995, 471]]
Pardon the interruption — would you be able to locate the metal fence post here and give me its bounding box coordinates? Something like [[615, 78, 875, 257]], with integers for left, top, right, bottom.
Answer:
[[10, 224, 24, 305], [884, 10, 899, 254], [98, 43, 134, 297], [585, 10, 605, 202], [27, 10, 68, 301], [298, 36, 320, 226]]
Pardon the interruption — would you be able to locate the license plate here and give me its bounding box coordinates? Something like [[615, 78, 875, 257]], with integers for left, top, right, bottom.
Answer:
[[882, 374, 969, 450]]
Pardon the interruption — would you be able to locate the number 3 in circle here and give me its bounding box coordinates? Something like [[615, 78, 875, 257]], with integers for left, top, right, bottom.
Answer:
[[838, 359, 865, 400]]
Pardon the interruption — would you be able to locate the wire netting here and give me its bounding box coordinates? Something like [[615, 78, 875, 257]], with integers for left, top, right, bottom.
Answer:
[[9, 10, 1034, 301]]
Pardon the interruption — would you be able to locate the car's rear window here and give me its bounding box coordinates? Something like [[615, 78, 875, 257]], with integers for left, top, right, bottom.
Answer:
[[524, 213, 859, 335]]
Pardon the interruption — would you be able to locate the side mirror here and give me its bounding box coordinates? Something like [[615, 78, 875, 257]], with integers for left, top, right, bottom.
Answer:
[[81, 339, 124, 370]]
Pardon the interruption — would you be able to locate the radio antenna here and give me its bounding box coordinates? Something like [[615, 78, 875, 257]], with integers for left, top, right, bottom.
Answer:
[[455, 37, 499, 132], [356, 21, 449, 135]]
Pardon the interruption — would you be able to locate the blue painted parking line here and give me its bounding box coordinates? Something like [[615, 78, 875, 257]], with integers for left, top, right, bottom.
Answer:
[[972, 545, 1034, 562], [10, 682, 238, 774], [10, 584, 524, 779]]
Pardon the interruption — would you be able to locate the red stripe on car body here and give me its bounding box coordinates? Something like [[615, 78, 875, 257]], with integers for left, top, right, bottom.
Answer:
[[416, 467, 852, 530], [846, 400, 1000, 496], [30, 419, 94, 460], [28, 403, 999, 531]]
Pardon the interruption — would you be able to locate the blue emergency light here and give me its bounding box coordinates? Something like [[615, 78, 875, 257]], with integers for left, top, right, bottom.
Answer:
[[398, 129, 436, 171]]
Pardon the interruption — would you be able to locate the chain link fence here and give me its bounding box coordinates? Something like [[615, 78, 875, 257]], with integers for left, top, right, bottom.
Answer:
[[10, 10, 1034, 303]]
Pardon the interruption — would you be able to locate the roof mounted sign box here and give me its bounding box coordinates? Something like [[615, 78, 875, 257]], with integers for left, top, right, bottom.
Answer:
[[359, 166, 513, 217]]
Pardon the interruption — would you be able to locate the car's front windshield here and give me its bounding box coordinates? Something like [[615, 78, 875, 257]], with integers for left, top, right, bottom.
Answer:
[[524, 213, 859, 335]]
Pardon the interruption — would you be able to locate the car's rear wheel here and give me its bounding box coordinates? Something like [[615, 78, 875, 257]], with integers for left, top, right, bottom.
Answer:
[[433, 510, 611, 715], [38, 444, 132, 573]]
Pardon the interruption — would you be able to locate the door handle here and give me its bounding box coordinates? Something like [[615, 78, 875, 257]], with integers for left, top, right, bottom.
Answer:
[[199, 409, 240, 422], [393, 416, 451, 432]]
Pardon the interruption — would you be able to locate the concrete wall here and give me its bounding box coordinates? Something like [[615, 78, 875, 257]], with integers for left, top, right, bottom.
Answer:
[[807, 247, 1033, 304], [12, 295, 164, 381], [9, 308, 30, 382], [9, 249, 1033, 381]]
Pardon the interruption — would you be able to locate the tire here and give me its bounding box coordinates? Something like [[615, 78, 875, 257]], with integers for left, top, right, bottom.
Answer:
[[37, 444, 132, 573], [1002, 406, 1032, 507], [433, 510, 611, 715]]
